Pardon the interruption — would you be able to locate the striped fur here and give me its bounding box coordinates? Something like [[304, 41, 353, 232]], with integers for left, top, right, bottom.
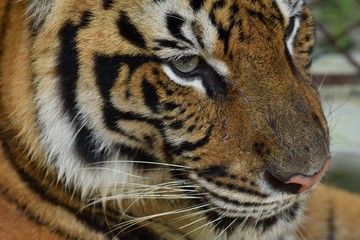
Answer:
[[0, 0, 359, 239]]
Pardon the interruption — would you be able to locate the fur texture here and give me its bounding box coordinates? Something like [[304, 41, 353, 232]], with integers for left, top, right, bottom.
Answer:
[[0, 0, 360, 239]]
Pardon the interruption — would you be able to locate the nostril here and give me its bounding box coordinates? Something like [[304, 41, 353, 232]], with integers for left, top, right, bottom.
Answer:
[[265, 159, 331, 194], [286, 159, 330, 193], [264, 170, 302, 194]]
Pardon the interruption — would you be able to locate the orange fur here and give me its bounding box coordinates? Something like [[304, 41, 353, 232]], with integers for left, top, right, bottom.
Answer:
[[1, 1, 360, 239]]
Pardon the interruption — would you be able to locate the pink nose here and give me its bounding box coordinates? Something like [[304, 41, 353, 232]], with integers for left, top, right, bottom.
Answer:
[[285, 159, 330, 193]]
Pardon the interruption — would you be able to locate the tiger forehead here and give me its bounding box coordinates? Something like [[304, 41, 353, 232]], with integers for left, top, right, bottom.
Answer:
[[115, 0, 288, 40], [119, 0, 291, 30], [124, 0, 288, 17], [27, 0, 303, 27]]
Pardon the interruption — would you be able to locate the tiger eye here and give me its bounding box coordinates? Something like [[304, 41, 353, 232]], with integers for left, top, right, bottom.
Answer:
[[171, 55, 200, 73]]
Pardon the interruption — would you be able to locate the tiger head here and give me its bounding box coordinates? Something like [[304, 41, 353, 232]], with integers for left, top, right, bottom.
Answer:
[[7, 0, 329, 239]]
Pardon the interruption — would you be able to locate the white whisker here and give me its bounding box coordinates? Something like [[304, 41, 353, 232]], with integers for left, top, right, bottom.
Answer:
[[112, 204, 212, 235], [88, 160, 191, 169], [179, 216, 208, 230], [81, 167, 149, 179], [214, 217, 237, 240], [317, 73, 328, 91], [178, 208, 220, 239], [174, 207, 213, 223]]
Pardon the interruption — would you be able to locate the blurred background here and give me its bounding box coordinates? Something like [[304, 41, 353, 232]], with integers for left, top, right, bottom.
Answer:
[[309, 0, 360, 193]]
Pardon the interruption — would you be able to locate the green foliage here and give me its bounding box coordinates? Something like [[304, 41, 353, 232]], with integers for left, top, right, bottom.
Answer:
[[311, 0, 360, 52], [312, 0, 360, 36], [324, 167, 360, 194]]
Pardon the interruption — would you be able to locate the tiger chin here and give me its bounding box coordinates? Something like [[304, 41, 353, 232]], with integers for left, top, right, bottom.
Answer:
[[1, 0, 360, 239]]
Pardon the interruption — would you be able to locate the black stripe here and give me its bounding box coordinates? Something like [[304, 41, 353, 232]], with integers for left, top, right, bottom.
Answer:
[[57, 12, 88, 108], [285, 202, 299, 221], [100, 106, 175, 163], [114, 143, 159, 166], [164, 102, 181, 111], [98, 98, 212, 164], [75, 125, 110, 163], [144, 135, 156, 149], [154, 39, 188, 50], [1, 141, 115, 239], [57, 11, 107, 164], [93, 52, 215, 163], [142, 78, 160, 114], [207, 192, 271, 206], [187, 125, 196, 132], [199, 60, 227, 97], [95, 55, 122, 98], [217, 27, 231, 54], [209, 0, 226, 26], [94, 59, 172, 155], [169, 124, 213, 155], [248, 7, 284, 29], [103, 0, 115, 9], [121, 226, 162, 240], [210, 184, 269, 199], [118, 12, 146, 49], [200, 165, 228, 177], [94, 53, 161, 141], [102, 106, 162, 133], [209, 1, 238, 54], [256, 215, 278, 232], [95, 55, 141, 141], [166, 13, 193, 46], [203, 201, 298, 235], [102, 103, 142, 142], [95, 53, 159, 99], [206, 211, 244, 235], [247, 9, 267, 25], [189, 0, 205, 12], [58, 16, 88, 116], [213, 0, 226, 10], [168, 120, 184, 130]]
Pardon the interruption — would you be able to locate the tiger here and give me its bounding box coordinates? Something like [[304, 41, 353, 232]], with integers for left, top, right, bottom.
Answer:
[[1, 0, 360, 239]]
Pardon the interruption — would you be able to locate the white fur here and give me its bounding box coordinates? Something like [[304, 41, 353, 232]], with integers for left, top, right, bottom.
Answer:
[[275, 0, 304, 19], [26, 0, 56, 28], [207, 58, 229, 76], [275, 0, 303, 54], [286, 17, 301, 54], [162, 65, 206, 93]]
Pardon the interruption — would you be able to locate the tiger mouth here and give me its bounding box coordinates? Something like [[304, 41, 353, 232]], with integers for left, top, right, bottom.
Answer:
[[195, 184, 303, 233], [204, 201, 301, 233], [205, 192, 299, 219]]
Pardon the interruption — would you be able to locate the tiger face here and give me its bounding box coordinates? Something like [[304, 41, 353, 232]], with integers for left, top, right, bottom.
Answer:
[[27, 0, 329, 238]]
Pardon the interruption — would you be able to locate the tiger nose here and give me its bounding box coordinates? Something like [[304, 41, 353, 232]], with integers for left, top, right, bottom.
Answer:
[[285, 159, 330, 193], [266, 159, 330, 194]]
